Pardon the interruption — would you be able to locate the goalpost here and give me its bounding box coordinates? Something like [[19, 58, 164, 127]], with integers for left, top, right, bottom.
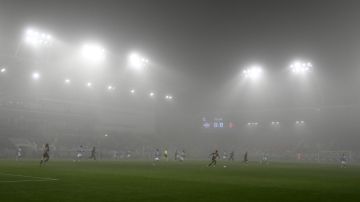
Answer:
[[317, 150, 352, 163]]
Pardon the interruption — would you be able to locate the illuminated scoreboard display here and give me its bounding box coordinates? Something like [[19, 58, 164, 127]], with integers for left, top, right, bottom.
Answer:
[[202, 117, 235, 129]]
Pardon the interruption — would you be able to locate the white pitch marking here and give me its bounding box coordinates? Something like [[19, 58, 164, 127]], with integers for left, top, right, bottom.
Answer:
[[0, 179, 58, 183], [0, 172, 58, 183]]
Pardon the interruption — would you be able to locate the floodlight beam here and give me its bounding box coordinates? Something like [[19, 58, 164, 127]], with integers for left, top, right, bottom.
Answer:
[[80, 43, 106, 64], [242, 66, 263, 80]]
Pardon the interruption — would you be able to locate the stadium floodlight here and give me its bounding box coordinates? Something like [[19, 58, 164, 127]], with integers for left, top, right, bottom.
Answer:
[[149, 92, 155, 97], [271, 121, 280, 126], [104, 134, 108, 137], [128, 52, 149, 71], [64, 78, 71, 84], [242, 66, 263, 80], [130, 89, 135, 94], [247, 122, 259, 126], [0, 68, 6, 73], [295, 120, 305, 125], [86, 82, 92, 87], [107, 85, 114, 90], [290, 60, 312, 74], [80, 43, 106, 64], [32, 72, 41, 80], [165, 95, 173, 100], [24, 28, 53, 47]]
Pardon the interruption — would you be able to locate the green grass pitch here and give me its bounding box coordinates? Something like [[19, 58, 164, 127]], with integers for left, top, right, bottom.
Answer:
[[1, 160, 360, 202]]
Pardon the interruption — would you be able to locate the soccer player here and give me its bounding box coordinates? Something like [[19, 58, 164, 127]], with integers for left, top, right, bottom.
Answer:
[[243, 151, 248, 164], [340, 153, 347, 168], [164, 149, 168, 161], [208, 150, 220, 167], [89, 146, 96, 160], [16, 147, 22, 161], [179, 150, 186, 162], [126, 150, 132, 159], [297, 153, 303, 161], [152, 148, 161, 166], [261, 153, 269, 165], [113, 150, 119, 160], [222, 151, 228, 160], [154, 149, 161, 161], [40, 143, 50, 166], [174, 150, 178, 161], [228, 151, 234, 161], [75, 145, 84, 162]]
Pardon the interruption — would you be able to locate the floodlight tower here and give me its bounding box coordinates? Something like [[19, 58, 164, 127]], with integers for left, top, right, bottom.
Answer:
[[127, 52, 149, 71], [31, 72, 41, 80], [14, 27, 54, 57], [295, 120, 306, 127], [290, 60, 312, 75], [107, 85, 115, 91], [165, 95, 173, 100], [242, 65, 263, 81], [80, 43, 106, 65], [289, 59, 324, 108], [24, 28, 53, 47], [64, 78, 71, 84], [86, 82, 93, 88]]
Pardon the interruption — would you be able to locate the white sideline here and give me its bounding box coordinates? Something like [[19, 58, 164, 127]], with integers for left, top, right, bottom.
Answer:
[[0, 172, 58, 183]]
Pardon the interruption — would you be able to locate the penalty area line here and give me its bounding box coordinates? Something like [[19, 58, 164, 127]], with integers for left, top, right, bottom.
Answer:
[[0, 179, 58, 183], [0, 172, 59, 182]]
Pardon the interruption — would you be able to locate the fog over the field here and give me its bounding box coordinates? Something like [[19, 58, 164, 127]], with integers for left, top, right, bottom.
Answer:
[[1, 0, 360, 160]]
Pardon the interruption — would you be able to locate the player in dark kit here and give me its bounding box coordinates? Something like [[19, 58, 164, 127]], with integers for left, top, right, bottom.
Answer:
[[40, 143, 50, 166], [174, 150, 178, 161], [243, 151, 248, 164], [208, 150, 220, 167], [90, 146, 96, 160], [228, 151, 234, 161]]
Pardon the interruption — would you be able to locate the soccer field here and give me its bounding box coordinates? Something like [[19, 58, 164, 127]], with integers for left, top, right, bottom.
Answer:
[[0, 160, 360, 202]]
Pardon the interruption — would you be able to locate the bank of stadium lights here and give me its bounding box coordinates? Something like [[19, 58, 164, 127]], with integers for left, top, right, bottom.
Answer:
[[80, 43, 106, 64], [149, 92, 155, 97], [86, 82, 92, 88], [295, 120, 305, 126], [271, 121, 280, 126], [290, 61, 312, 74], [107, 85, 114, 91], [130, 89, 136, 94], [64, 78, 71, 84], [24, 28, 53, 47], [247, 122, 259, 126], [165, 95, 173, 100], [0, 68, 6, 73], [32, 72, 41, 80], [128, 52, 149, 71], [242, 66, 263, 80]]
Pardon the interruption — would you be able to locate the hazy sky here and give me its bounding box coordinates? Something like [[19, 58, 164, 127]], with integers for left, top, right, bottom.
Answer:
[[1, 0, 360, 110]]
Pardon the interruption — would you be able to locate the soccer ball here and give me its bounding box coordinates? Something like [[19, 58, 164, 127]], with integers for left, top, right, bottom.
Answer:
[[223, 165, 227, 168]]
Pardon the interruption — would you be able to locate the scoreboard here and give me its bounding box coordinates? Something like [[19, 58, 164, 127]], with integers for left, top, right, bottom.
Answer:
[[202, 117, 235, 129]]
